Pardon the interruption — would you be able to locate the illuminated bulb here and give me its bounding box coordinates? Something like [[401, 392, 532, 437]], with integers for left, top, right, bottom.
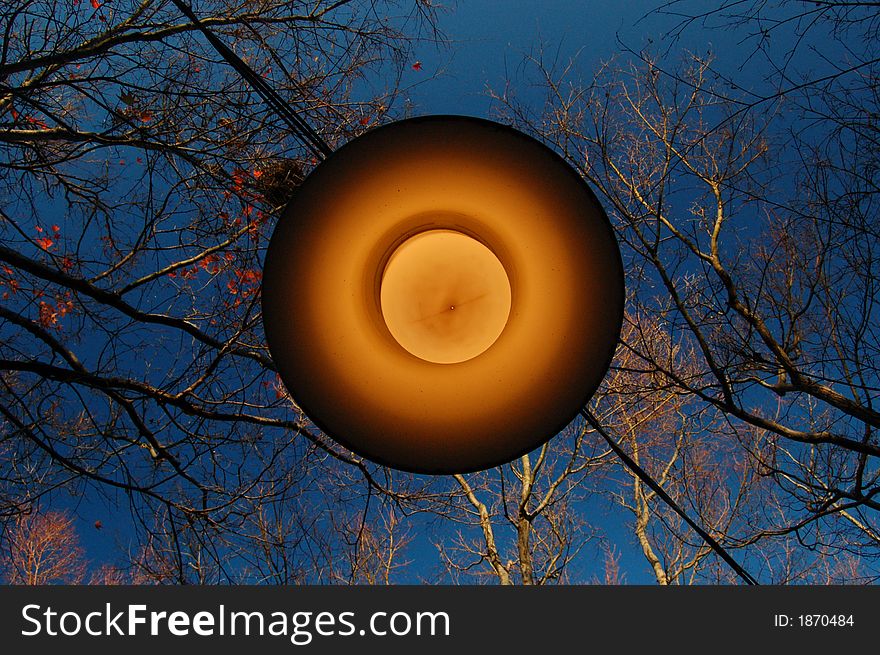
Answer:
[[380, 229, 512, 364]]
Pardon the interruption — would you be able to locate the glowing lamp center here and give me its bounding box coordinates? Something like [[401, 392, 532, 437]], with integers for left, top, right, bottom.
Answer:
[[380, 230, 512, 364]]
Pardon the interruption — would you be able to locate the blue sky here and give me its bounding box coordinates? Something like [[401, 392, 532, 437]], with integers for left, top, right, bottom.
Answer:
[[406, 1, 663, 117], [401, 0, 766, 118]]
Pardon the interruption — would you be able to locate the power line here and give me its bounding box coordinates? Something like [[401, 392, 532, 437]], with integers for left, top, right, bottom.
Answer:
[[580, 407, 759, 585], [168, 0, 334, 161]]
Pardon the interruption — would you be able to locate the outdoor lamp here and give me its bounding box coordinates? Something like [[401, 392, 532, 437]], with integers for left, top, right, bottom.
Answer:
[[261, 115, 624, 473]]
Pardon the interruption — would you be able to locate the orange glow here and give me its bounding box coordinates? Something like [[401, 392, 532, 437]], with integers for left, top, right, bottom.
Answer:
[[262, 116, 624, 473], [380, 229, 511, 364]]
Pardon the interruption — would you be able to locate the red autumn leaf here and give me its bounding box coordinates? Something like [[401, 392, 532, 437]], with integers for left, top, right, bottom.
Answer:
[[231, 169, 245, 191], [90, 0, 101, 8], [57, 299, 74, 317], [359, 115, 370, 126], [198, 254, 220, 273], [25, 115, 48, 129], [38, 301, 58, 328], [36, 237, 54, 250], [94, 520, 103, 530], [274, 373, 287, 400], [253, 169, 263, 179], [51, 224, 60, 233], [139, 111, 153, 123], [136, 157, 143, 164], [412, 61, 423, 71], [35, 225, 44, 233]]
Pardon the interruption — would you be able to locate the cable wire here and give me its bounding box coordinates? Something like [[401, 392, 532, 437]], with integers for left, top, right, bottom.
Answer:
[[580, 407, 759, 585], [168, 0, 334, 161]]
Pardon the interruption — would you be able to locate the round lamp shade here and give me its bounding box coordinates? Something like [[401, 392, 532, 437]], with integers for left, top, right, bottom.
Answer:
[[262, 116, 624, 474]]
